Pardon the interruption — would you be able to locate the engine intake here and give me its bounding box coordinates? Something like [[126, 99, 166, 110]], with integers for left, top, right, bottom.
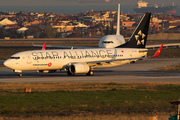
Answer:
[[69, 63, 90, 74]]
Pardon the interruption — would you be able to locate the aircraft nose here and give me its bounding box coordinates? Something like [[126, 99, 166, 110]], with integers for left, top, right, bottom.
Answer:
[[3, 59, 11, 68]]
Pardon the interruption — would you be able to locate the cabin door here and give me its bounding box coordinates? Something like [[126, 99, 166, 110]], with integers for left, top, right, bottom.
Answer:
[[26, 53, 31, 64]]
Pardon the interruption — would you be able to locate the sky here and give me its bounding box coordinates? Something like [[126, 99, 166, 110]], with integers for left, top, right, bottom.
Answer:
[[0, 0, 179, 6]]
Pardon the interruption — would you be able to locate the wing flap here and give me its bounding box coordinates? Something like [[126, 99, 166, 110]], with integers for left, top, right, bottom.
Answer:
[[85, 57, 147, 66], [64, 57, 147, 68]]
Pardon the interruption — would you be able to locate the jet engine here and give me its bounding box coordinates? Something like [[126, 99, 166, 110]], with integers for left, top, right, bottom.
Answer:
[[69, 63, 90, 74]]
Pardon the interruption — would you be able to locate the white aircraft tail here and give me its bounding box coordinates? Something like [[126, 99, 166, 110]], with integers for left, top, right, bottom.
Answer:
[[116, 4, 120, 35]]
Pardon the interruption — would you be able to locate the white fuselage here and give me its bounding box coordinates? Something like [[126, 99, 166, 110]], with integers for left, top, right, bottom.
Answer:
[[4, 48, 147, 71]]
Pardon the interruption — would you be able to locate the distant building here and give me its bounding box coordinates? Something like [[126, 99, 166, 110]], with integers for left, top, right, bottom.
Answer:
[[84, 16, 113, 23], [17, 27, 28, 34], [0, 18, 17, 27], [33, 14, 44, 19], [169, 23, 180, 29], [27, 20, 41, 26], [4, 24, 19, 29], [26, 35, 34, 39], [121, 21, 136, 27], [151, 17, 162, 23]]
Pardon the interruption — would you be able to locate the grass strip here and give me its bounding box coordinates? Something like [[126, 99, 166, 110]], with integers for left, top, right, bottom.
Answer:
[[0, 111, 175, 120], [0, 82, 179, 114]]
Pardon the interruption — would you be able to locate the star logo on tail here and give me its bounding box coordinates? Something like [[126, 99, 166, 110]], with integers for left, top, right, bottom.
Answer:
[[135, 30, 146, 46]]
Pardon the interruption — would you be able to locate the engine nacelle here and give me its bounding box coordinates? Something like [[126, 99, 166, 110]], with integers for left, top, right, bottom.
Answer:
[[69, 63, 90, 74]]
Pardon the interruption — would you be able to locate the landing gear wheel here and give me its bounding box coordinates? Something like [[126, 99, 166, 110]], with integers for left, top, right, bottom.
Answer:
[[67, 71, 74, 76], [86, 71, 93, 76], [18, 73, 22, 77], [130, 61, 136, 64]]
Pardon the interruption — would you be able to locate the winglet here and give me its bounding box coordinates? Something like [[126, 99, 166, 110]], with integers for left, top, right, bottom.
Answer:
[[42, 43, 46, 50], [151, 44, 163, 58]]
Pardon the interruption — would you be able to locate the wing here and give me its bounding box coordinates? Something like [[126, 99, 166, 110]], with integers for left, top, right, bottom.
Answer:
[[86, 57, 147, 67], [62, 45, 162, 70], [32, 44, 98, 49], [62, 56, 148, 70], [87, 45, 163, 67], [146, 43, 180, 49]]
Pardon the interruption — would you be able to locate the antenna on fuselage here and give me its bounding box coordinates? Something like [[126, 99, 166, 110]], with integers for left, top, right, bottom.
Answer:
[[116, 3, 120, 35]]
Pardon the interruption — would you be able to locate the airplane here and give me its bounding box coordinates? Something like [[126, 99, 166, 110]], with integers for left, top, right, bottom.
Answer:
[[4, 13, 163, 77], [97, 3, 126, 48]]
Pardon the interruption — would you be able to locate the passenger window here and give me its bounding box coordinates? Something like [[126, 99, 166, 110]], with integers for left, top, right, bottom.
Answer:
[[10, 57, 20, 59], [102, 41, 114, 44]]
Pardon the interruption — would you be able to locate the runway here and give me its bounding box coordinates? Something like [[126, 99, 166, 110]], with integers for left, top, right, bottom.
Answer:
[[0, 58, 180, 83]]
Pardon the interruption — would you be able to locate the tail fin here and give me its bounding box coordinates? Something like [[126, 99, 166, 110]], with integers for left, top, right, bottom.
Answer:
[[116, 4, 120, 35], [116, 13, 151, 48]]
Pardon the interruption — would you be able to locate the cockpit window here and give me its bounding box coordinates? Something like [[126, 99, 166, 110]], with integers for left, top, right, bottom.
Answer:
[[102, 41, 114, 44], [10, 57, 20, 59]]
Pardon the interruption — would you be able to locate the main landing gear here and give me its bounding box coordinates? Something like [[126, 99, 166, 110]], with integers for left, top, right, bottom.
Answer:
[[18, 73, 22, 77], [86, 67, 94, 76], [67, 70, 74, 76], [130, 61, 136, 64], [86, 70, 93, 76]]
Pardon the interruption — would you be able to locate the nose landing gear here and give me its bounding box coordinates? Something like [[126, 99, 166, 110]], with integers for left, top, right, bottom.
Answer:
[[12, 70, 22, 77]]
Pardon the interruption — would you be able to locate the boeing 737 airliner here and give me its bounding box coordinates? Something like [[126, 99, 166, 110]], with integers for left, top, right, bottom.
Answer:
[[4, 13, 162, 77]]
